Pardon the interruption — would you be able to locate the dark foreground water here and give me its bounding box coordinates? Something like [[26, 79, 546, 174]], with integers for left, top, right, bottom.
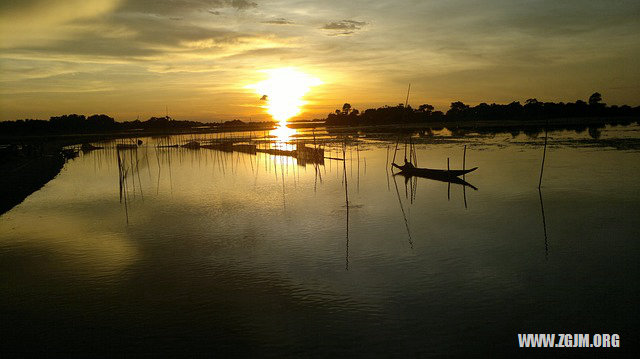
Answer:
[[1, 125, 639, 356]]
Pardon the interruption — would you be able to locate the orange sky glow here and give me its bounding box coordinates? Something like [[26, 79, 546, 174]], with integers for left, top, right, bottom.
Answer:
[[1, 0, 639, 122]]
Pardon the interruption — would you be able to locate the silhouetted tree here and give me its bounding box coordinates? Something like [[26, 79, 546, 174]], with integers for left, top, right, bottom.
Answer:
[[446, 101, 470, 119], [523, 99, 543, 119], [588, 92, 603, 106], [342, 103, 352, 115], [418, 104, 434, 114], [86, 114, 116, 130], [49, 114, 86, 132], [525, 98, 539, 105]]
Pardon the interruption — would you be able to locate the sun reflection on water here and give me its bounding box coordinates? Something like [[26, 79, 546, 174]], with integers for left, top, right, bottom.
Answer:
[[270, 125, 297, 144]]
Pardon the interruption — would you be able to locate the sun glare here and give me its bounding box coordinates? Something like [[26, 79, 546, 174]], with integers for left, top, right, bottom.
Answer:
[[247, 68, 322, 126]]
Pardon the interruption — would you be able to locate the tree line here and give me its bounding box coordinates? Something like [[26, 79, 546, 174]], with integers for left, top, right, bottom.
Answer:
[[324, 92, 639, 126], [0, 115, 275, 136], [0, 114, 208, 136]]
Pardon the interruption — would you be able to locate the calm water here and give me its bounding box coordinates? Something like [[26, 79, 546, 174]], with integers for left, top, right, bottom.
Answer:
[[1, 125, 639, 355]]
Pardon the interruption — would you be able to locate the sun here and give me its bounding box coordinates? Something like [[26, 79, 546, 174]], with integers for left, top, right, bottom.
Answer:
[[247, 68, 322, 126]]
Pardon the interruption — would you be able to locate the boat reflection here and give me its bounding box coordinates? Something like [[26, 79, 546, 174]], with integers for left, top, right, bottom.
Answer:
[[393, 170, 478, 191]]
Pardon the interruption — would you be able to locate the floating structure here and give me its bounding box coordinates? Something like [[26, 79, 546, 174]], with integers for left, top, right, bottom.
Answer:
[[181, 141, 201, 149], [201, 141, 235, 152], [80, 143, 103, 152], [154, 131, 330, 166], [116, 143, 138, 150], [231, 144, 257, 154], [199, 138, 326, 165]]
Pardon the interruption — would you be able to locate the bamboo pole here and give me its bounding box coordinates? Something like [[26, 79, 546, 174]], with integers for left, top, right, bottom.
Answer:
[[463, 145, 468, 209], [463, 145, 466, 171], [392, 136, 400, 167], [405, 83, 411, 108]]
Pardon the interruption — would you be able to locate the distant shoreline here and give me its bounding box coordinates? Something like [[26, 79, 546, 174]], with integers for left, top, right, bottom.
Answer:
[[291, 116, 639, 132], [2, 116, 637, 144], [1, 116, 638, 216], [0, 124, 277, 146], [321, 94, 640, 127]]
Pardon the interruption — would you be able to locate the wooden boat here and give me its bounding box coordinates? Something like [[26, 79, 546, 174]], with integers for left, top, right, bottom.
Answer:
[[392, 163, 477, 178]]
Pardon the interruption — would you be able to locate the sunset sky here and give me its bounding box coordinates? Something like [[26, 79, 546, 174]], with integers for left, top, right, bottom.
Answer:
[[1, 0, 639, 122]]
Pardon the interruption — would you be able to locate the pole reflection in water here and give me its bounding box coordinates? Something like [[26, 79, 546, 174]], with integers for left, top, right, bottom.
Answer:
[[342, 141, 350, 271], [117, 146, 149, 224], [539, 187, 549, 259], [392, 172, 414, 249]]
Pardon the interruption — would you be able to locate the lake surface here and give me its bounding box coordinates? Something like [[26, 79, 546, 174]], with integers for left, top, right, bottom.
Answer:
[[1, 124, 639, 355]]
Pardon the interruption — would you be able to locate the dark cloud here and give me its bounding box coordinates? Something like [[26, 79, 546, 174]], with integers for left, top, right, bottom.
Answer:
[[229, 0, 257, 10], [220, 47, 297, 61], [206, 0, 258, 11], [495, 1, 640, 37], [262, 18, 293, 25], [120, 0, 257, 15], [12, 15, 251, 59], [1, 0, 263, 60], [396, 0, 640, 72], [321, 20, 367, 35], [15, 37, 159, 59], [322, 20, 366, 30], [121, 17, 247, 47], [415, 0, 640, 40], [0, 0, 49, 12]]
